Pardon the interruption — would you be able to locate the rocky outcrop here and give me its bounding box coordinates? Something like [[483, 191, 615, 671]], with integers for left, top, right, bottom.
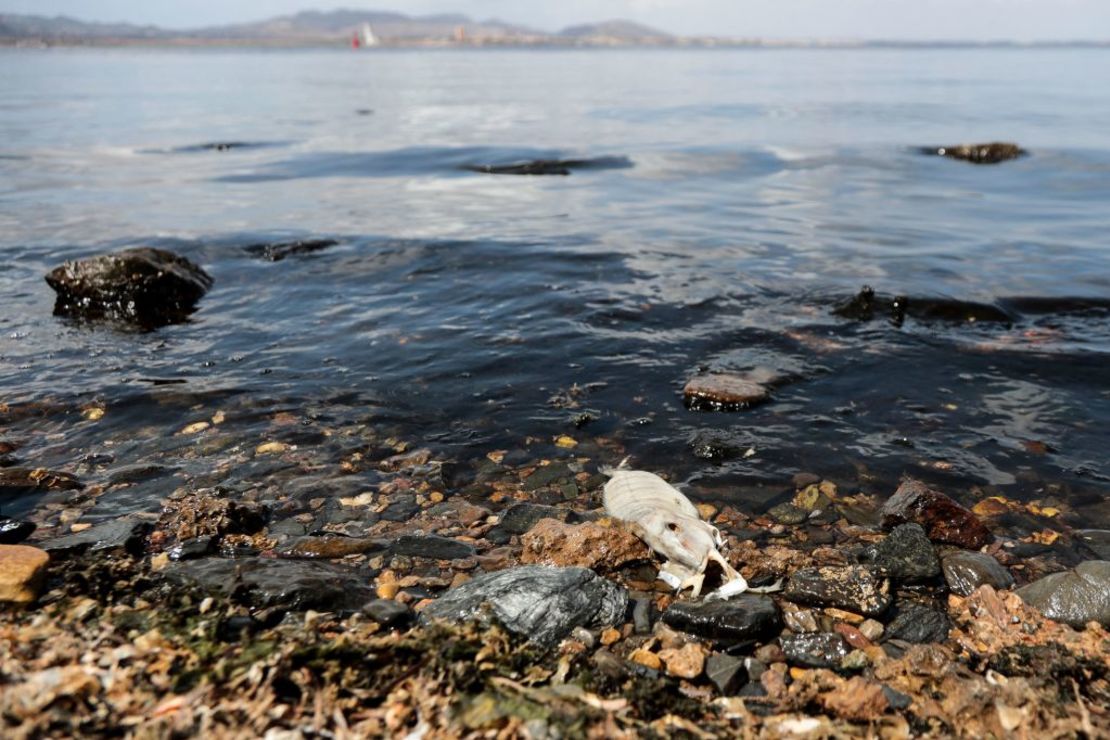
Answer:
[[45, 247, 212, 328]]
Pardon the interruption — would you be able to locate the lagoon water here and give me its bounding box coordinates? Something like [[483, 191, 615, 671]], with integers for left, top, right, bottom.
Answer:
[[1, 48, 1108, 527]]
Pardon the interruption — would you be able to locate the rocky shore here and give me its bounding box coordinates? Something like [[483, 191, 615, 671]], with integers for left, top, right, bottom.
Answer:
[[2, 438, 1108, 738]]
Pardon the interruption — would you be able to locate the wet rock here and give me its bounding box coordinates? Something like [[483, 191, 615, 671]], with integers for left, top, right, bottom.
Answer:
[[523, 464, 574, 492], [361, 598, 413, 628], [280, 536, 390, 559], [780, 633, 850, 669], [0, 545, 49, 604], [884, 603, 951, 643], [1016, 560, 1110, 627], [880, 478, 991, 549], [164, 558, 373, 611], [683, 373, 770, 411], [661, 595, 782, 644], [45, 247, 212, 328], [380, 495, 419, 522], [1075, 530, 1110, 560], [107, 464, 177, 486], [420, 565, 627, 647], [497, 502, 569, 534], [768, 502, 808, 526], [833, 286, 1013, 326], [861, 523, 940, 582], [167, 536, 216, 561], [464, 156, 632, 176], [243, 238, 339, 262], [706, 653, 748, 695], [40, 514, 152, 556], [633, 597, 654, 634], [391, 534, 475, 560], [783, 566, 891, 617], [0, 468, 84, 498], [688, 430, 746, 461], [923, 142, 1026, 164], [0, 516, 36, 544], [941, 551, 1014, 596], [520, 518, 649, 572]]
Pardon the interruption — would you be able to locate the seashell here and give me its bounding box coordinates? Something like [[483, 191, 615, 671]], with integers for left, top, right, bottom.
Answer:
[[603, 465, 747, 598]]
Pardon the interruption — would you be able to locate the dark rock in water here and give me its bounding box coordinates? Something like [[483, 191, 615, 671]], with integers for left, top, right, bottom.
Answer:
[[0, 516, 36, 544], [833, 285, 1013, 326], [40, 514, 152, 556], [941, 551, 1014, 596], [884, 603, 951, 643], [164, 558, 373, 611], [922, 142, 1026, 164], [497, 502, 569, 534], [380, 495, 419, 522], [783, 566, 892, 617], [861, 523, 940, 582], [780, 633, 850, 669], [0, 468, 84, 498], [683, 373, 771, 411], [168, 536, 216, 561], [661, 595, 782, 644], [464, 156, 632, 176], [1016, 560, 1110, 627], [107, 464, 177, 486], [0, 440, 18, 468], [45, 247, 212, 328], [706, 653, 748, 695], [689, 430, 746, 462], [279, 536, 389, 559], [391, 534, 475, 560], [880, 478, 992, 550], [832, 285, 880, 321], [768, 502, 809, 526], [420, 565, 627, 647], [523, 463, 574, 492], [1075, 530, 1110, 560], [362, 598, 413, 628], [243, 238, 339, 262]]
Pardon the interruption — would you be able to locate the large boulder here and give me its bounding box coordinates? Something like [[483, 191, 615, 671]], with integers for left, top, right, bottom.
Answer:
[[45, 247, 212, 328], [1016, 561, 1110, 628], [420, 565, 627, 647]]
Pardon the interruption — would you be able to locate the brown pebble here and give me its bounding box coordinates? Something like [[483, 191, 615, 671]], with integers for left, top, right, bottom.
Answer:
[[834, 622, 873, 650], [600, 627, 621, 646], [630, 648, 662, 671]]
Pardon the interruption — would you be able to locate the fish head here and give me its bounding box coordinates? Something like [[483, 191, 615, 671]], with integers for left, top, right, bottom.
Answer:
[[635, 511, 719, 571]]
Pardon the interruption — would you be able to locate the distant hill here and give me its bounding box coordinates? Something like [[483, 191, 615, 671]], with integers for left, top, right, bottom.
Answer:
[[558, 20, 672, 41], [0, 13, 168, 40], [197, 9, 541, 41]]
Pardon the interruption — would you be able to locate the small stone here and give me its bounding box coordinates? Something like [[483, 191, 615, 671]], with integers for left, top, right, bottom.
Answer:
[[662, 595, 782, 644], [0, 516, 36, 545], [884, 603, 951, 643], [861, 523, 940, 582], [0, 545, 49, 604], [391, 535, 475, 560], [683, 373, 771, 411], [880, 478, 991, 549], [793, 484, 832, 512], [941, 551, 1014, 596], [554, 435, 578, 449], [793, 472, 821, 488], [769, 502, 808, 525], [859, 619, 884, 641], [783, 608, 819, 633], [706, 653, 748, 695], [497, 503, 569, 534], [659, 643, 707, 679], [780, 633, 850, 669], [600, 627, 621, 646], [834, 623, 872, 650], [523, 463, 573, 492], [840, 649, 871, 671], [0, 468, 84, 497], [783, 566, 892, 617], [633, 598, 654, 634], [376, 582, 400, 600], [362, 599, 412, 628], [255, 441, 288, 455], [630, 648, 662, 671], [180, 422, 210, 435]]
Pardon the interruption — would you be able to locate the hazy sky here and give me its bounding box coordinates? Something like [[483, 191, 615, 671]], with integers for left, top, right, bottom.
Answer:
[[3, 0, 1109, 40]]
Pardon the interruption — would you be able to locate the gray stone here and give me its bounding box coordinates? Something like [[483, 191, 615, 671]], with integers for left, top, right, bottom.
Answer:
[[861, 523, 940, 582], [1016, 561, 1110, 628], [632, 597, 654, 634], [783, 565, 892, 617], [420, 565, 626, 647], [941, 551, 1014, 596], [362, 599, 412, 628], [380, 495, 419, 522], [497, 503, 569, 534], [164, 558, 372, 611], [40, 514, 152, 556], [768, 502, 808, 526], [780, 633, 850, 669], [1075, 530, 1110, 560], [661, 595, 782, 644], [107, 464, 177, 486], [523, 463, 574, 492], [884, 603, 951, 643], [391, 535, 475, 560], [706, 653, 748, 695]]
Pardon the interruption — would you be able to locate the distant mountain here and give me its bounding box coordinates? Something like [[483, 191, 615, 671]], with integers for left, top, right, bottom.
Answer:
[[558, 20, 672, 41], [197, 9, 540, 41], [0, 13, 168, 40]]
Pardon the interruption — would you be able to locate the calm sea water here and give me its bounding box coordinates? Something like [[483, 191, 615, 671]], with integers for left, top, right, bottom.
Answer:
[[1, 48, 1108, 527]]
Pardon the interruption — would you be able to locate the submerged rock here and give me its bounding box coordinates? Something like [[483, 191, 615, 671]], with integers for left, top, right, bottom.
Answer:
[[861, 523, 940, 582], [420, 565, 627, 647], [661, 595, 782, 644], [464, 156, 632, 176], [1075, 530, 1110, 560], [40, 514, 153, 556], [941, 551, 1014, 596], [0, 516, 36, 544], [164, 558, 373, 612], [391, 534, 475, 560], [922, 142, 1026, 164], [1016, 560, 1110, 628], [0, 545, 49, 604], [683, 373, 771, 411], [880, 478, 992, 550], [783, 566, 892, 617], [833, 285, 1013, 326], [780, 633, 850, 669], [497, 503, 569, 534], [243, 238, 339, 262], [45, 247, 213, 328], [0, 468, 83, 498], [279, 536, 390, 559]]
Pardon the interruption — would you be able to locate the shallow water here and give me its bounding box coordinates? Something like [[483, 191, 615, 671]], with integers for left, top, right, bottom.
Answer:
[[1, 47, 1108, 527]]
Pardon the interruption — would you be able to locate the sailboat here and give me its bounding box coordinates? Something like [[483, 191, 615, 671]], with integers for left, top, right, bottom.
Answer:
[[360, 23, 379, 47]]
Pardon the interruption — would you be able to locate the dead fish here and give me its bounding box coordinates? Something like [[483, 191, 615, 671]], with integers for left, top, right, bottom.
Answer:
[[602, 462, 748, 598]]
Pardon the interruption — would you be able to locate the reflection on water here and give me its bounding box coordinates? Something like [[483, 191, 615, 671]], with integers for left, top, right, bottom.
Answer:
[[0, 47, 1108, 530]]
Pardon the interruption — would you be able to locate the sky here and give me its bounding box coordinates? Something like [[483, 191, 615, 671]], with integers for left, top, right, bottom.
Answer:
[[2, 0, 1109, 41]]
